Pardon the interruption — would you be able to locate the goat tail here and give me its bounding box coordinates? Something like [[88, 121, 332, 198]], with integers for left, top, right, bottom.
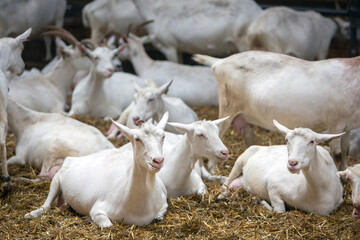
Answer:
[[192, 54, 220, 67]]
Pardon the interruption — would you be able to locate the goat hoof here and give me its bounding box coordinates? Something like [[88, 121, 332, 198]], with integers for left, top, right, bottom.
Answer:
[[1, 176, 10, 182]]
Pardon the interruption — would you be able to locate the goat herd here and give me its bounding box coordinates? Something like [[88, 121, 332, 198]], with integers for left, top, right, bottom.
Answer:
[[0, 0, 360, 237]]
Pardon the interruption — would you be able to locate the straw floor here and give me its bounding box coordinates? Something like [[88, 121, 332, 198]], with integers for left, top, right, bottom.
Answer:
[[1, 106, 359, 239]]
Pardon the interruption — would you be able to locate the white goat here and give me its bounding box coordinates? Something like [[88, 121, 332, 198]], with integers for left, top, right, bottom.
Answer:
[[6, 98, 114, 182], [194, 51, 360, 171], [82, 0, 146, 43], [0, 28, 31, 181], [218, 120, 344, 215], [0, 0, 67, 60], [337, 164, 360, 219], [107, 80, 198, 138], [120, 34, 218, 106], [25, 113, 169, 227], [132, 0, 262, 62], [158, 118, 229, 197], [246, 7, 350, 60], [10, 28, 122, 113], [69, 41, 148, 119]]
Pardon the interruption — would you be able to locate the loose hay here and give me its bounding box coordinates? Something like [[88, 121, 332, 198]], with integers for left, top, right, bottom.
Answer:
[[1, 106, 359, 239]]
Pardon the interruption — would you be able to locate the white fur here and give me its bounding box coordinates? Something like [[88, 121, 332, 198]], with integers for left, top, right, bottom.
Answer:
[[25, 113, 169, 227], [337, 164, 360, 218], [0, 28, 30, 180], [120, 34, 218, 106], [246, 7, 349, 60], [9, 41, 90, 113], [193, 51, 360, 171], [158, 118, 229, 197], [0, 0, 66, 60], [82, 0, 146, 43], [107, 80, 198, 137], [132, 0, 262, 62], [6, 98, 114, 181], [219, 121, 344, 215]]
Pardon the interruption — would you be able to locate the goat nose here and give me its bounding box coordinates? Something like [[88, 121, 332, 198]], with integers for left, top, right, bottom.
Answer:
[[221, 150, 229, 157], [153, 157, 164, 164], [289, 160, 298, 167], [133, 116, 140, 124]]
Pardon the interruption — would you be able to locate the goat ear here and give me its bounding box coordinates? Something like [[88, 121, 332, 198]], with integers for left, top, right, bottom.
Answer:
[[107, 35, 116, 47], [167, 121, 194, 134], [273, 120, 291, 135], [157, 79, 172, 96], [314, 132, 345, 143], [212, 116, 229, 126], [113, 45, 126, 57], [110, 118, 134, 141], [55, 37, 67, 49], [336, 169, 348, 178], [132, 80, 143, 93], [141, 34, 154, 44], [157, 112, 169, 130], [15, 28, 32, 43], [58, 47, 69, 58], [77, 44, 93, 60]]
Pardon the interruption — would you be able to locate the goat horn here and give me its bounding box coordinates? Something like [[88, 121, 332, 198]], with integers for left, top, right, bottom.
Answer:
[[81, 39, 98, 49], [41, 26, 79, 46], [132, 20, 154, 35]]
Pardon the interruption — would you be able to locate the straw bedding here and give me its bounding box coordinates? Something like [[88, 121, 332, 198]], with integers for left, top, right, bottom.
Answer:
[[1, 106, 359, 239]]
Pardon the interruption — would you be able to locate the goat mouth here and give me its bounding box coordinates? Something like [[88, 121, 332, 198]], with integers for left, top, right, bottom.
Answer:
[[287, 166, 300, 174], [148, 163, 161, 172], [215, 154, 228, 161]]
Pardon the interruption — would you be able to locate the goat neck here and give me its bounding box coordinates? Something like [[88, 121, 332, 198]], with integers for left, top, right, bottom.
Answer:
[[6, 98, 45, 140], [0, 46, 11, 73], [301, 146, 335, 192], [48, 58, 79, 98], [120, 157, 155, 215], [128, 38, 154, 76], [166, 134, 198, 182]]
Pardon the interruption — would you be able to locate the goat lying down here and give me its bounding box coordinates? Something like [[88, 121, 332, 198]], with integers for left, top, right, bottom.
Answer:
[[7, 98, 114, 182], [107, 80, 198, 138], [159, 118, 229, 197], [218, 120, 344, 216], [25, 113, 169, 227]]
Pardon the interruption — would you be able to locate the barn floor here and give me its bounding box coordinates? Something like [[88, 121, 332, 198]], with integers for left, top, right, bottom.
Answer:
[[0, 106, 359, 239]]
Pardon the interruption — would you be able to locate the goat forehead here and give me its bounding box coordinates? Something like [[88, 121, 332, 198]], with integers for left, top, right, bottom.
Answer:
[[94, 47, 112, 57], [194, 121, 218, 134], [137, 123, 164, 139], [287, 128, 314, 142]]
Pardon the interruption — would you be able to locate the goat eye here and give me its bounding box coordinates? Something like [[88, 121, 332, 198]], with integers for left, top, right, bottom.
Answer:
[[285, 138, 288, 143], [309, 140, 314, 144], [135, 137, 141, 142], [95, 56, 100, 61], [196, 133, 204, 137], [148, 98, 154, 103]]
